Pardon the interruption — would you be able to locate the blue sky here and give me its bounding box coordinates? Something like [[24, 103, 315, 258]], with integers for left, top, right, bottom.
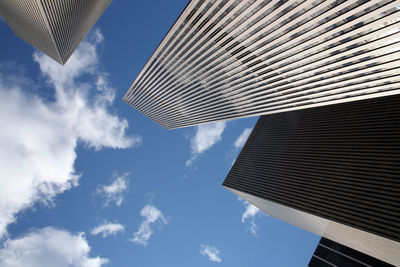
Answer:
[[0, 1, 320, 266]]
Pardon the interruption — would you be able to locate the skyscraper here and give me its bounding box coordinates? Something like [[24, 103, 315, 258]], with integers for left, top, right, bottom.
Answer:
[[223, 94, 400, 266], [0, 0, 111, 65], [309, 238, 393, 267], [123, 0, 400, 129]]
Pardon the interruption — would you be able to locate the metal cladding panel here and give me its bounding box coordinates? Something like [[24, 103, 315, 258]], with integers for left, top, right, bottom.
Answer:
[[223, 94, 400, 243], [228, 186, 400, 265], [39, 0, 111, 64], [123, 0, 400, 129], [0, 0, 60, 62], [0, 0, 111, 64], [308, 238, 394, 266]]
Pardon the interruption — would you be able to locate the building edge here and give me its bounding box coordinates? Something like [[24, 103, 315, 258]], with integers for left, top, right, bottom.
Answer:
[[224, 186, 400, 266]]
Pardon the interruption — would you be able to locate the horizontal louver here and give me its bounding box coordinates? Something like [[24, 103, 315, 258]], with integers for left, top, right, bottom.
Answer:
[[123, 0, 400, 129], [223, 94, 400, 243]]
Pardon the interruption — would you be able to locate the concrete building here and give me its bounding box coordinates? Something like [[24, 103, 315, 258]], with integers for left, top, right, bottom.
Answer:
[[0, 0, 111, 64], [223, 94, 400, 266], [123, 0, 400, 129]]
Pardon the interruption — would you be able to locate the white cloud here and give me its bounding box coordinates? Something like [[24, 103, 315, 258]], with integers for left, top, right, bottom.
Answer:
[[240, 198, 265, 235], [0, 30, 140, 238], [97, 172, 129, 207], [200, 245, 221, 263], [227, 127, 253, 165], [131, 205, 167, 246], [234, 128, 252, 149], [90, 221, 124, 238], [186, 121, 227, 167], [0, 227, 108, 267]]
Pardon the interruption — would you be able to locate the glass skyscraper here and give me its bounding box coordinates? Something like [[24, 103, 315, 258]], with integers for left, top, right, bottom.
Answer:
[[123, 0, 400, 129], [223, 94, 400, 266], [309, 238, 394, 267], [0, 0, 111, 64]]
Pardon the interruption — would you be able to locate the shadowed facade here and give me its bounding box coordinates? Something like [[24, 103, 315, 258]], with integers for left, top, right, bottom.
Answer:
[[223, 94, 400, 266]]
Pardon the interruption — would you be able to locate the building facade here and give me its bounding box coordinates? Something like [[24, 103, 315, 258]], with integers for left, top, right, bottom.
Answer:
[[0, 0, 111, 64], [123, 0, 400, 129], [308, 238, 393, 267], [223, 94, 400, 266]]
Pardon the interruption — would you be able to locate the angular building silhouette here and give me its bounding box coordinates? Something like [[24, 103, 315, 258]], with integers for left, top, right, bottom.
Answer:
[[223, 94, 400, 266], [123, 0, 400, 129], [0, 0, 111, 65], [309, 238, 394, 267]]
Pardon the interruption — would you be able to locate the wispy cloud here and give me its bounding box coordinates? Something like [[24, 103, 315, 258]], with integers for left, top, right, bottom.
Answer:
[[186, 122, 227, 167], [131, 205, 168, 246], [91, 221, 124, 238], [200, 244, 222, 263], [97, 172, 129, 207], [0, 29, 140, 238], [227, 127, 253, 165], [234, 128, 252, 149], [0, 227, 108, 267], [240, 198, 265, 235]]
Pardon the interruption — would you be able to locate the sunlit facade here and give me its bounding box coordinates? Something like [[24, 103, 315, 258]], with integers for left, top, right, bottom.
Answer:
[[0, 0, 111, 64], [223, 94, 400, 266], [123, 0, 400, 129]]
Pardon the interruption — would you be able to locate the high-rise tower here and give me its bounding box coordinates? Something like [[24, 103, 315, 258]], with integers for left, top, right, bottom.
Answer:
[[308, 238, 394, 267], [0, 0, 111, 64], [223, 94, 400, 266], [123, 0, 400, 129]]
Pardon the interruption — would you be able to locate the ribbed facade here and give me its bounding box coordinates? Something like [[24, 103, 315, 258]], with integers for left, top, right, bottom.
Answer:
[[0, 0, 111, 64], [309, 238, 393, 267], [223, 94, 400, 264], [123, 0, 400, 129]]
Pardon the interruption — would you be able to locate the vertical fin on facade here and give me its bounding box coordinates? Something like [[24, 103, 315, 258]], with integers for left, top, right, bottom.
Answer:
[[123, 0, 400, 129]]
